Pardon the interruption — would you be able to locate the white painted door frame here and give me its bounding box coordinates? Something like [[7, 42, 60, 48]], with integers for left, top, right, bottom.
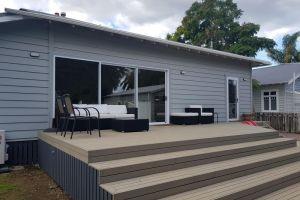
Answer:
[[226, 77, 240, 121]]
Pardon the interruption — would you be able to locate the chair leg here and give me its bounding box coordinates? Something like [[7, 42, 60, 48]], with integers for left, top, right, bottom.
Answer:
[[71, 119, 76, 139], [56, 118, 60, 134], [64, 119, 70, 137], [98, 120, 101, 137]]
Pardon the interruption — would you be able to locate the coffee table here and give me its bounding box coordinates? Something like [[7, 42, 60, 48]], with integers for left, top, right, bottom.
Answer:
[[112, 118, 149, 132]]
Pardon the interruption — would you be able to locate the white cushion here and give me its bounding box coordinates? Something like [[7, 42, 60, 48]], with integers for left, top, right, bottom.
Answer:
[[189, 105, 202, 109], [201, 112, 213, 116], [114, 114, 135, 119], [73, 108, 88, 116], [99, 114, 116, 119], [171, 112, 198, 117], [107, 105, 127, 114]]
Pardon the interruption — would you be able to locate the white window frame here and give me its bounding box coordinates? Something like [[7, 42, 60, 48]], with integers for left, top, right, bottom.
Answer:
[[53, 56, 170, 125], [261, 90, 279, 112]]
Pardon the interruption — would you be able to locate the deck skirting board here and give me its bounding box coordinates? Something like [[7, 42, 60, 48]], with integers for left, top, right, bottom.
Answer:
[[6, 140, 38, 165], [38, 140, 111, 200]]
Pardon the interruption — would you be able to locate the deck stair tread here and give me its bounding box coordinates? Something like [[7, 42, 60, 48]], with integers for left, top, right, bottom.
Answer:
[[90, 138, 294, 175], [100, 147, 300, 196], [159, 161, 300, 200], [257, 182, 300, 200]]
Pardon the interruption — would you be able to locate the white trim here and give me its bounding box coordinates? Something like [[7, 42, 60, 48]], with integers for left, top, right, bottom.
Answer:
[[53, 56, 170, 124], [226, 77, 240, 121], [261, 89, 279, 112]]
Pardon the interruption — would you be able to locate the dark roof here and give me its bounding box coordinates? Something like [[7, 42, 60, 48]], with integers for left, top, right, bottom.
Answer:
[[252, 63, 300, 85], [1, 8, 270, 67]]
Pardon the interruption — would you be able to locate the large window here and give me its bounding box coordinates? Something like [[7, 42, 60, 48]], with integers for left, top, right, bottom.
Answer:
[[101, 64, 135, 107], [262, 91, 278, 112], [55, 57, 99, 104]]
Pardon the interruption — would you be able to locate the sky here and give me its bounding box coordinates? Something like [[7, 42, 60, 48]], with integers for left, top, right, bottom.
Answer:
[[1, 0, 300, 63]]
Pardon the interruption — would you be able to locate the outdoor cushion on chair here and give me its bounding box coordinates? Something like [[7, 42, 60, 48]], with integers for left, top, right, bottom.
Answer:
[[171, 112, 198, 117]]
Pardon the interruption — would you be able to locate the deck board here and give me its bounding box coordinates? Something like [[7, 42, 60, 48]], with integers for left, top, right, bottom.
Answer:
[[160, 161, 300, 200], [38, 123, 276, 163]]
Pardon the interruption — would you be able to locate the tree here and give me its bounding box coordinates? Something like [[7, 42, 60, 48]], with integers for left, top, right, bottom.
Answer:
[[167, 0, 275, 57], [267, 31, 300, 63]]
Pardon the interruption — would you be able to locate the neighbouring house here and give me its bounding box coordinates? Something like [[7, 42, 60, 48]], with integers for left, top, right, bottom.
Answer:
[[0, 8, 268, 164], [252, 63, 300, 113]]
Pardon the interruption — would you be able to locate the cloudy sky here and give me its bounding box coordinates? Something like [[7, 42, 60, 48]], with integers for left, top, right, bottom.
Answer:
[[1, 0, 300, 62]]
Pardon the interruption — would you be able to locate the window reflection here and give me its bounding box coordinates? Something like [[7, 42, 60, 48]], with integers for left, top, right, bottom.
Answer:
[[101, 65, 135, 107]]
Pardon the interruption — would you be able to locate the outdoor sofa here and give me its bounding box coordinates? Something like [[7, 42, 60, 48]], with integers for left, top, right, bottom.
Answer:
[[73, 104, 138, 130]]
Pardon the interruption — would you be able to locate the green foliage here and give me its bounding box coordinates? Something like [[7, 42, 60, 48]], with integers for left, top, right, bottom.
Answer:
[[167, 0, 275, 57], [252, 79, 261, 91], [267, 31, 300, 63]]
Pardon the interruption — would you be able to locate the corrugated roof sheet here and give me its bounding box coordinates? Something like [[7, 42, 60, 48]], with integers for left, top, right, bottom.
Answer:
[[252, 63, 300, 85]]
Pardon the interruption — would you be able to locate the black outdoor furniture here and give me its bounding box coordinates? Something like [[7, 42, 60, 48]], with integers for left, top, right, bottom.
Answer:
[[62, 94, 93, 139], [185, 105, 215, 124], [170, 113, 199, 125], [112, 118, 149, 132]]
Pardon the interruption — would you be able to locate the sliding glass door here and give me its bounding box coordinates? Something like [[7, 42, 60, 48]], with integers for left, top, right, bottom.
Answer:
[[138, 69, 166, 123], [55, 57, 168, 124], [101, 64, 135, 107], [55, 57, 99, 104]]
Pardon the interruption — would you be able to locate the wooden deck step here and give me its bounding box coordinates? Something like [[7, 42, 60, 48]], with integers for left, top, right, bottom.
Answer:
[[88, 131, 278, 162], [160, 161, 300, 200], [91, 138, 295, 183], [257, 182, 300, 200], [100, 147, 300, 200]]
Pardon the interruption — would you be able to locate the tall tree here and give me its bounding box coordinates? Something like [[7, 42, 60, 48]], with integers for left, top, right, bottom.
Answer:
[[267, 31, 300, 63], [167, 0, 275, 57]]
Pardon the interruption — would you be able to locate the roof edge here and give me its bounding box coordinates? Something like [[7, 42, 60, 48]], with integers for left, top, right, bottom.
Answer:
[[5, 8, 270, 67]]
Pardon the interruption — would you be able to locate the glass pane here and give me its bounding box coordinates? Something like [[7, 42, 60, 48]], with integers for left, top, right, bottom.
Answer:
[[270, 91, 276, 95], [138, 69, 165, 122], [55, 57, 98, 104], [228, 79, 237, 119], [264, 97, 269, 111], [271, 96, 277, 110], [263, 92, 269, 96], [101, 65, 135, 107]]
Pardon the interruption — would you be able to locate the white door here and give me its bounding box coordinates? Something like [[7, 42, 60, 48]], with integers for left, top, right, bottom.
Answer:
[[227, 77, 239, 121]]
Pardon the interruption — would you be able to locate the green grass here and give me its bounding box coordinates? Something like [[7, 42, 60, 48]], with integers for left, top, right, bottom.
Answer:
[[0, 184, 17, 194]]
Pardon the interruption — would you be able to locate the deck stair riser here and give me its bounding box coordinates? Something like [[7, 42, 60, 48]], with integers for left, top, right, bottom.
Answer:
[[101, 148, 300, 200], [88, 131, 278, 162], [92, 138, 296, 184], [160, 162, 300, 200]]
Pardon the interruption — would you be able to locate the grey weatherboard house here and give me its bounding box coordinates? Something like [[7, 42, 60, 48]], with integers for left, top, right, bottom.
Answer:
[[0, 8, 268, 164], [253, 63, 300, 113]]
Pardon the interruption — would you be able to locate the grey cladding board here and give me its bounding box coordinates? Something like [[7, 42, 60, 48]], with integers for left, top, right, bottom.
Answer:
[[0, 20, 50, 141]]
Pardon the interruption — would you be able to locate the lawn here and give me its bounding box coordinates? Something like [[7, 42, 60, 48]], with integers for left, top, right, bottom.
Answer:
[[0, 166, 69, 200]]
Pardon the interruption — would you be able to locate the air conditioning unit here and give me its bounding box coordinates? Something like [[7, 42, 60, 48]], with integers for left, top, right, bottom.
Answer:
[[0, 130, 6, 164]]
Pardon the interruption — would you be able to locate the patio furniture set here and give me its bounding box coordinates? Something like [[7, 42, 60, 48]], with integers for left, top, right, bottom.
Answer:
[[56, 95, 216, 139], [170, 105, 216, 125], [55, 94, 148, 139]]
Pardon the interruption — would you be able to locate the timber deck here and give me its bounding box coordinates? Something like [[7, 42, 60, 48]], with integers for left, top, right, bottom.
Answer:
[[38, 122, 300, 200]]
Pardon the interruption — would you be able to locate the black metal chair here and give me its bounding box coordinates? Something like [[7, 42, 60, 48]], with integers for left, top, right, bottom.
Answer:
[[62, 94, 91, 139], [83, 106, 101, 137], [56, 96, 67, 135]]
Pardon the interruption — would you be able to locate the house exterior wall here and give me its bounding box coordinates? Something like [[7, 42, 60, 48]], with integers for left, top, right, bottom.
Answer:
[[0, 20, 253, 142], [0, 20, 50, 142], [253, 84, 286, 113], [253, 79, 300, 113]]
